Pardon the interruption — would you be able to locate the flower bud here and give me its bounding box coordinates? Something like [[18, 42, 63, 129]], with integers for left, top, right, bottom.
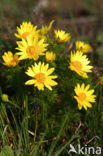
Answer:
[[1, 94, 9, 102]]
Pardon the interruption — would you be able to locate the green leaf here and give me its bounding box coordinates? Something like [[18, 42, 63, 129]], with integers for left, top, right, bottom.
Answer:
[[0, 146, 14, 156]]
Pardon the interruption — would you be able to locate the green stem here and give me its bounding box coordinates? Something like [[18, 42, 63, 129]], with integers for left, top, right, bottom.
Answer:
[[8, 101, 20, 109], [43, 103, 44, 125], [34, 111, 38, 144], [94, 83, 99, 89]]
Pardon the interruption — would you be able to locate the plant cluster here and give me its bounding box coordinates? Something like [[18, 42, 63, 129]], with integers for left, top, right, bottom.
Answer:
[[0, 20, 103, 155]]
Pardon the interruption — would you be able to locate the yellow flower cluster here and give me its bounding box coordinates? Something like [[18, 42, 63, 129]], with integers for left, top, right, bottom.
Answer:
[[2, 21, 55, 65], [68, 39, 96, 110], [2, 21, 58, 91], [1, 20, 96, 111]]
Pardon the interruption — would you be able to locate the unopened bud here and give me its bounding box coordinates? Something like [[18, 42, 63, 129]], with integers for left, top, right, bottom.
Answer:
[[1, 94, 9, 102]]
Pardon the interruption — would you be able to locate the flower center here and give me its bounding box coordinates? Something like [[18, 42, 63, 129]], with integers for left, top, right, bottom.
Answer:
[[78, 92, 86, 102], [35, 73, 46, 83], [22, 32, 29, 39], [26, 46, 37, 58], [72, 61, 82, 70]]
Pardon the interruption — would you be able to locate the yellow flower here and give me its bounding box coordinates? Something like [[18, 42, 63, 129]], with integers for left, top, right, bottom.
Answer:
[[74, 83, 96, 110], [75, 41, 91, 53], [54, 30, 71, 43], [45, 51, 56, 63], [39, 20, 54, 35], [15, 21, 39, 40], [16, 36, 48, 60], [69, 51, 92, 78], [2, 51, 19, 67], [25, 62, 58, 90]]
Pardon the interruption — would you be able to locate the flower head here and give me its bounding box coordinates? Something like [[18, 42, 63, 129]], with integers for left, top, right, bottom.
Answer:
[[16, 36, 48, 60], [74, 83, 96, 110], [25, 62, 58, 90], [15, 22, 39, 40], [39, 20, 54, 35], [69, 51, 92, 78], [54, 30, 71, 43], [45, 51, 56, 63], [75, 41, 91, 53], [2, 51, 19, 67]]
